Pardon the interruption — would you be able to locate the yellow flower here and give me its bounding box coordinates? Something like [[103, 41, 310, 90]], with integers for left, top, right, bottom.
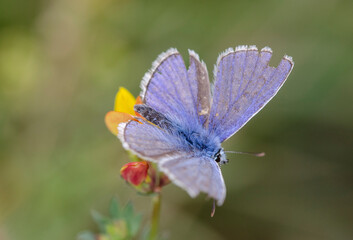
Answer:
[[114, 87, 137, 115], [105, 87, 170, 193], [104, 87, 142, 135]]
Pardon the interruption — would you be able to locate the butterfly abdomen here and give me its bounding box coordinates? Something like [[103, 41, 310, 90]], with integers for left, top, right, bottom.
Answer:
[[134, 104, 174, 131]]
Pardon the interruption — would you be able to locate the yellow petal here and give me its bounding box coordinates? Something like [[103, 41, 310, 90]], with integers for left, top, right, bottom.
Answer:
[[105, 111, 134, 135], [114, 87, 136, 115]]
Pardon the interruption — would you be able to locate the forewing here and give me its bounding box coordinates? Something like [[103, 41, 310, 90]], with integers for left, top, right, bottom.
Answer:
[[208, 46, 294, 142], [188, 50, 211, 126], [118, 119, 226, 205], [140, 49, 211, 126]]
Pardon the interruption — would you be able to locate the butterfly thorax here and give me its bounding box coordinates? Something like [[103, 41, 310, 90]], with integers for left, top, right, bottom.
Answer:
[[175, 126, 228, 165], [135, 104, 227, 164]]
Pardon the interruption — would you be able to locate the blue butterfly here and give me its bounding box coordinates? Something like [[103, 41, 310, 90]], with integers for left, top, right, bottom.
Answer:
[[118, 46, 294, 205]]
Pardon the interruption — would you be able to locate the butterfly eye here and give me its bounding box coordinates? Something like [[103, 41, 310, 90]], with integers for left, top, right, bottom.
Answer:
[[214, 149, 222, 163]]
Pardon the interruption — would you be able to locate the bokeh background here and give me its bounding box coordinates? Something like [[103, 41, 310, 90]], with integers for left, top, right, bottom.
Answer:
[[1, 0, 352, 239]]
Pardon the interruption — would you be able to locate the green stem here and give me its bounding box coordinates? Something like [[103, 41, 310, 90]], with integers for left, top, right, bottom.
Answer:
[[148, 193, 161, 240]]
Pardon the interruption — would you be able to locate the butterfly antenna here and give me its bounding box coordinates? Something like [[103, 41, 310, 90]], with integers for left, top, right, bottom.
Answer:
[[211, 199, 216, 217], [225, 151, 266, 157]]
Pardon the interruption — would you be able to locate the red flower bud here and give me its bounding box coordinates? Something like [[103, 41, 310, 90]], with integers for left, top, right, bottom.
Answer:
[[120, 161, 149, 186]]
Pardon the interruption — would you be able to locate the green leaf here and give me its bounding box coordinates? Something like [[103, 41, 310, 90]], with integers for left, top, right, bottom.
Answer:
[[109, 198, 121, 219], [84, 199, 142, 239], [123, 201, 134, 219], [123, 201, 134, 236], [123, 201, 142, 237]]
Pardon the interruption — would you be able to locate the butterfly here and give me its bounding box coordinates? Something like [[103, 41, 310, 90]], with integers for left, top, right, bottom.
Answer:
[[118, 45, 294, 206]]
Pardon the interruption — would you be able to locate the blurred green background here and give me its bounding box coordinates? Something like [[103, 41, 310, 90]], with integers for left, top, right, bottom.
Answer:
[[1, 0, 352, 239]]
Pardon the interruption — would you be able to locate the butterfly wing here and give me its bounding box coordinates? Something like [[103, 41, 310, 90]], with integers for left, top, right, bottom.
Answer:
[[140, 49, 211, 127], [160, 154, 226, 206], [118, 119, 226, 205], [118, 119, 180, 161], [208, 46, 294, 142]]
